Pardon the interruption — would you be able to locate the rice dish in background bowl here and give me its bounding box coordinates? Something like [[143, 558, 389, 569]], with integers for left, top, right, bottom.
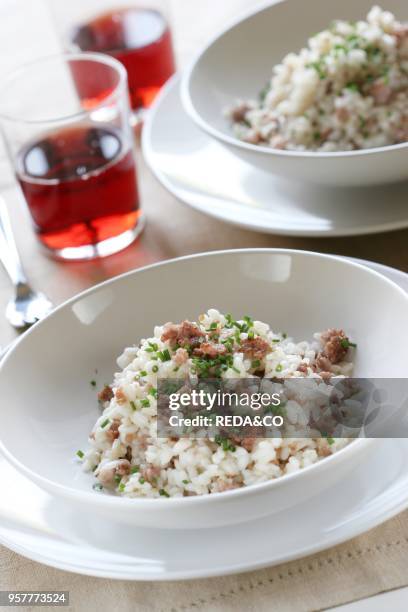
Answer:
[[227, 6, 408, 152], [0, 249, 407, 529], [182, 0, 408, 186]]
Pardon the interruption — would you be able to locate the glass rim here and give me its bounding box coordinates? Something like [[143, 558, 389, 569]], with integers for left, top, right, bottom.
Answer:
[[0, 51, 128, 126]]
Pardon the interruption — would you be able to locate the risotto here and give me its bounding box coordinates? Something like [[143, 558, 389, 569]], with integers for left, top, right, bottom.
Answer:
[[78, 310, 356, 498], [227, 6, 408, 151]]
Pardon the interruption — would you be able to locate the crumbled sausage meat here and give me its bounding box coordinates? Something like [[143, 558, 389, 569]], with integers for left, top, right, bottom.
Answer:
[[213, 478, 241, 493], [297, 363, 309, 375], [230, 102, 251, 122], [96, 459, 130, 487], [315, 353, 332, 372], [141, 464, 161, 483], [193, 342, 227, 358], [161, 320, 205, 348], [369, 81, 393, 105], [230, 429, 258, 452], [318, 371, 333, 381], [174, 347, 189, 365], [98, 385, 113, 404], [321, 328, 348, 364], [106, 419, 121, 442], [239, 337, 270, 359], [115, 388, 127, 405]]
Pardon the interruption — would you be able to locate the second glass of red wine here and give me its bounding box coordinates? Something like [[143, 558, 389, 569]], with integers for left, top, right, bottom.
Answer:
[[48, 1, 176, 121], [0, 53, 144, 260]]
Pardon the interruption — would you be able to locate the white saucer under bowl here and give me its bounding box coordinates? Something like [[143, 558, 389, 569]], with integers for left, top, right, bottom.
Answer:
[[142, 76, 408, 238], [0, 259, 407, 580]]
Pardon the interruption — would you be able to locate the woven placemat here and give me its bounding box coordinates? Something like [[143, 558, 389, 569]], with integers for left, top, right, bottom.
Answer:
[[2, 510, 408, 611]]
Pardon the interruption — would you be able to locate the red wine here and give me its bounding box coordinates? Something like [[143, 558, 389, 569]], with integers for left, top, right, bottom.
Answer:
[[72, 7, 175, 110], [17, 125, 140, 251]]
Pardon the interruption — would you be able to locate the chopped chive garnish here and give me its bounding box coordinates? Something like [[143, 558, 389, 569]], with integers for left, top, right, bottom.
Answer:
[[139, 370, 147, 377], [158, 349, 171, 362], [282, 333, 287, 339], [222, 439, 236, 452], [182, 479, 190, 485], [259, 83, 270, 103], [119, 482, 126, 492], [232, 366, 240, 374], [145, 347, 155, 353], [76, 450, 84, 459], [148, 341, 158, 351], [141, 398, 150, 408], [152, 365, 159, 373], [130, 400, 137, 411], [159, 488, 170, 497], [225, 314, 234, 327], [101, 418, 110, 428], [93, 483, 103, 491], [139, 477, 146, 484], [131, 466, 140, 474], [114, 474, 122, 484], [307, 60, 326, 79], [327, 437, 335, 445], [209, 322, 218, 330], [215, 435, 236, 452], [251, 359, 261, 369], [148, 388, 158, 398], [341, 338, 357, 349], [90, 380, 96, 387], [276, 364, 283, 373]]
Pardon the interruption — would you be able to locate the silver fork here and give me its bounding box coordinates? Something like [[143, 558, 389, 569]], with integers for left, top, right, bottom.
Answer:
[[0, 197, 53, 333]]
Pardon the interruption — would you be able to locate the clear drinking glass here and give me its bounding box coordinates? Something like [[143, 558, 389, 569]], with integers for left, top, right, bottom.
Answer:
[[0, 53, 144, 261], [47, 0, 176, 121]]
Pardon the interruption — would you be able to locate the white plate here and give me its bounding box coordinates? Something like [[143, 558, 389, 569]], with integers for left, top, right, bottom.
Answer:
[[2, 249, 407, 530], [0, 258, 407, 580], [143, 76, 408, 237]]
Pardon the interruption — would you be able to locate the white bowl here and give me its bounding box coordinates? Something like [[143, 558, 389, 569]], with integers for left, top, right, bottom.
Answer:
[[181, 0, 408, 187], [1, 249, 407, 529]]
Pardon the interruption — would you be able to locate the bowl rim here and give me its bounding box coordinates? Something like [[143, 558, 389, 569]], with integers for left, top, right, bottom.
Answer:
[[0, 247, 406, 510], [180, 0, 408, 160]]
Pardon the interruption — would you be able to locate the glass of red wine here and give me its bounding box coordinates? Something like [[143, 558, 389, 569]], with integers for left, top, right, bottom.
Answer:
[[0, 53, 143, 260], [48, 1, 176, 121]]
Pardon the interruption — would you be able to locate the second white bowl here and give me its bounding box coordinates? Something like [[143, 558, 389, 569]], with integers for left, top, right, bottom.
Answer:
[[181, 0, 408, 187]]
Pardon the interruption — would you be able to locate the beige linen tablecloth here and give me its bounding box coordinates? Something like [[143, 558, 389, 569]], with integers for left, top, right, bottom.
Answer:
[[2, 507, 408, 611], [1, 0, 408, 610]]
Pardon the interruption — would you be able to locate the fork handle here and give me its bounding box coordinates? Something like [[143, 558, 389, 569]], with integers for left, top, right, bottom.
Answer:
[[0, 196, 28, 287]]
